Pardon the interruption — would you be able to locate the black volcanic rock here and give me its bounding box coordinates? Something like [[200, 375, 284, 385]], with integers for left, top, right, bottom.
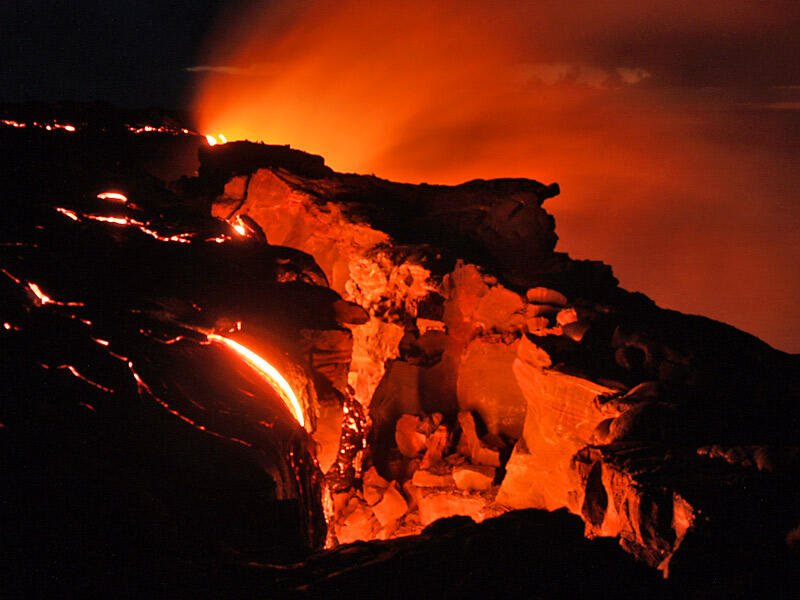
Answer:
[[0, 122, 355, 595]]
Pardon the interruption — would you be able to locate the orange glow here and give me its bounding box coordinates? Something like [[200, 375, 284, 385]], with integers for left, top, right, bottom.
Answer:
[[80, 212, 195, 244], [28, 282, 53, 305], [207, 333, 305, 428], [27, 282, 84, 307], [97, 191, 128, 202], [204, 133, 227, 145], [89, 215, 134, 225], [137, 226, 193, 244], [55, 207, 79, 221], [193, 1, 800, 352], [232, 220, 246, 236], [204, 235, 231, 243], [56, 364, 114, 393]]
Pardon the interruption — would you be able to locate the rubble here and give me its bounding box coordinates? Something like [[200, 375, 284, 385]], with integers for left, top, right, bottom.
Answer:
[[337, 497, 380, 544], [456, 411, 502, 467], [420, 424, 448, 469]]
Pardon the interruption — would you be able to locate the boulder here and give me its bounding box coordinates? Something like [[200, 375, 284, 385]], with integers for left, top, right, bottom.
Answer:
[[526, 287, 567, 306], [362, 466, 390, 505], [395, 414, 428, 457], [371, 481, 408, 527], [452, 465, 496, 491], [412, 470, 455, 488], [457, 338, 527, 439], [456, 411, 501, 467], [415, 489, 492, 526]]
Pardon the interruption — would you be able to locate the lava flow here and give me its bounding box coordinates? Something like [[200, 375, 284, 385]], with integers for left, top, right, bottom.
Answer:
[[207, 333, 306, 429]]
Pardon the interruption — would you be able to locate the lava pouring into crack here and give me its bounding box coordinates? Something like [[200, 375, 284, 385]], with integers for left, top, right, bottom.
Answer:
[[207, 333, 306, 429]]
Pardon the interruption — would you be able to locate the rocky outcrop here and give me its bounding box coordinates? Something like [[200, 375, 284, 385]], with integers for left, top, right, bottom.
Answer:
[[206, 142, 800, 579]]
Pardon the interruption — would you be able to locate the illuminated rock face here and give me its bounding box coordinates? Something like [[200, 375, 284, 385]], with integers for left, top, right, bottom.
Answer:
[[207, 141, 800, 577], [498, 357, 619, 513], [4, 107, 798, 594]]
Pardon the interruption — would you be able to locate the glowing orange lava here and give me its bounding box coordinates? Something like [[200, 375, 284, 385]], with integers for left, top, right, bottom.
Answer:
[[26, 282, 84, 307], [231, 216, 246, 236], [55, 207, 79, 221], [28, 282, 53, 305], [205, 134, 227, 146], [97, 191, 128, 202], [207, 333, 305, 428]]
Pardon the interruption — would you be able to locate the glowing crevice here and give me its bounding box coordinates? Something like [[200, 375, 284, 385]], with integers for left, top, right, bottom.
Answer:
[[128, 360, 253, 447], [54, 364, 115, 393], [97, 192, 128, 202], [27, 282, 85, 307]]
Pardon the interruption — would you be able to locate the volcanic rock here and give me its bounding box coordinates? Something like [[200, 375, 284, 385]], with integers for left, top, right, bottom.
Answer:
[[362, 466, 390, 505], [371, 481, 408, 527], [415, 489, 494, 526], [457, 338, 527, 439], [452, 464, 496, 491], [395, 414, 428, 457], [202, 139, 800, 583], [5, 111, 799, 595], [526, 287, 568, 306], [412, 469, 456, 488], [420, 424, 449, 469], [456, 411, 502, 467]]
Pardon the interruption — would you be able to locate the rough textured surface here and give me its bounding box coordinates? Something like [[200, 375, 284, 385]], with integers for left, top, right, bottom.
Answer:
[[4, 110, 799, 596], [0, 135, 348, 595], [207, 140, 800, 581]]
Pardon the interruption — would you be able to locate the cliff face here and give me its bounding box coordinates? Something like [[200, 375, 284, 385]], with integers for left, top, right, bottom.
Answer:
[[206, 142, 800, 577]]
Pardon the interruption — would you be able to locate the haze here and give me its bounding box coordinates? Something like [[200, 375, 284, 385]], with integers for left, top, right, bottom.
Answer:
[[191, 1, 800, 352]]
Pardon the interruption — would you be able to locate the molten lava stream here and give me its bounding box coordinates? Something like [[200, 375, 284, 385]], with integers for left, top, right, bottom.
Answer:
[[207, 333, 306, 429]]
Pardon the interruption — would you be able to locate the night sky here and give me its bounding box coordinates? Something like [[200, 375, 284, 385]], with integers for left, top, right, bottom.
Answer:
[[1, 1, 232, 108], [3, 1, 800, 352]]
